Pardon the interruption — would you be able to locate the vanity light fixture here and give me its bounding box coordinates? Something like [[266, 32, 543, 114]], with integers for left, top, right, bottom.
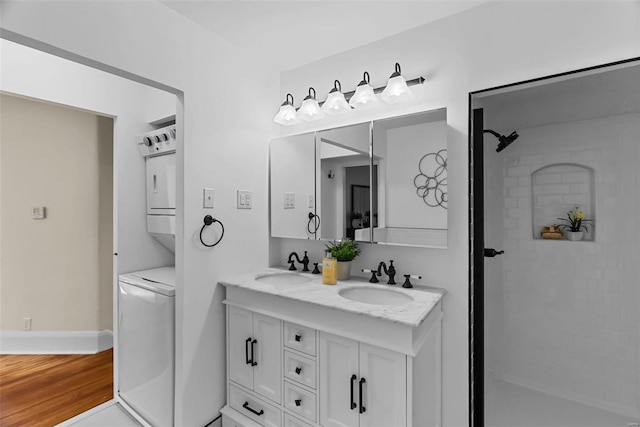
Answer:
[[322, 80, 352, 115], [348, 71, 380, 109], [381, 63, 413, 103], [273, 93, 299, 126], [272, 64, 426, 125], [298, 87, 326, 121]]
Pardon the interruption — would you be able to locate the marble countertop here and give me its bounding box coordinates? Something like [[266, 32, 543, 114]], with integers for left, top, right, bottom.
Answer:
[[218, 268, 445, 328]]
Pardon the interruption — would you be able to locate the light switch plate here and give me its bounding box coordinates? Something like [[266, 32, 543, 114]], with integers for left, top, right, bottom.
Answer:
[[203, 188, 214, 208], [237, 190, 252, 209], [31, 207, 46, 219], [307, 194, 314, 209], [284, 192, 295, 209]]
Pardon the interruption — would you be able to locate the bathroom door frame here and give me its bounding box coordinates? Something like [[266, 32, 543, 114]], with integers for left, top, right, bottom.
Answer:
[[468, 56, 640, 427]]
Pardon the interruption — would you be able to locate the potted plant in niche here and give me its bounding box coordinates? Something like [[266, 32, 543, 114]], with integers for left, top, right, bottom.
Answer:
[[557, 206, 593, 241], [325, 237, 361, 280]]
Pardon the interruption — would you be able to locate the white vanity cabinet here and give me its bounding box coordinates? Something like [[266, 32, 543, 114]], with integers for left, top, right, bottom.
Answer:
[[319, 333, 406, 427], [220, 274, 443, 427], [228, 306, 282, 404]]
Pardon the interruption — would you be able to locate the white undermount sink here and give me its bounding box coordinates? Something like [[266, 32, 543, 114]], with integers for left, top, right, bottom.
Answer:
[[339, 286, 414, 306], [254, 272, 313, 286]]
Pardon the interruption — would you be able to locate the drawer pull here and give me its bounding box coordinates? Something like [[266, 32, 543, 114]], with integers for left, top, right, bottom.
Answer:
[[350, 374, 357, 410], [295, 399, 302, 407], [294, 334, 302, 342], [242, 401, 264, 416], [295, 366, 302, 375], [359, 377, 366, 414], [245, 338, 252, 365]]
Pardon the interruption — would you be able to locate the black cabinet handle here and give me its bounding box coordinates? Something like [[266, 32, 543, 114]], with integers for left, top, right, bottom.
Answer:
[[295, 366, 302, 375], [242, 401, 264, 416], [245, 338, 252, 365], [295, 399, 302, 407], [350, 374, 357, 410], [294, 334, 302, 342], [359, 377, 366, 414], [250, 339, 257, 366]]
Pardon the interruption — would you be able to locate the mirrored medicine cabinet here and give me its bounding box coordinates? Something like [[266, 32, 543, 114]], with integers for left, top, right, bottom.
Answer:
[[270, 108, 448, 249]]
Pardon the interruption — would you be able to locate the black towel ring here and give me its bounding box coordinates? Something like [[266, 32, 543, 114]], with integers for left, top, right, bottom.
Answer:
[[307, 212, 320, 235], [200, 215, 225, 247]]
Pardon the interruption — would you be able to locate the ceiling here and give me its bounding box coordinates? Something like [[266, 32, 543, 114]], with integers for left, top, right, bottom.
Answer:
[[160, 1, 488, 72]]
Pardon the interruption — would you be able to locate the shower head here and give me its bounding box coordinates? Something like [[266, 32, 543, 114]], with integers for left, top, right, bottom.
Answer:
[[484, 129, 520, 152]]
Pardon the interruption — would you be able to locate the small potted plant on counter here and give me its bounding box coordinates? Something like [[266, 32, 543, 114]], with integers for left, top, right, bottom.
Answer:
[[557, 206, 593, 241], [325, 237, 361, 280]]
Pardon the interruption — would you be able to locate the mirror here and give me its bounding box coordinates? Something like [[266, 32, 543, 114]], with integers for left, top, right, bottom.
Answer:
[[316, 123, 371, 242], [270, 132, 317, 239], [367, 109, 448, 247], [269, 108, 448, 248]]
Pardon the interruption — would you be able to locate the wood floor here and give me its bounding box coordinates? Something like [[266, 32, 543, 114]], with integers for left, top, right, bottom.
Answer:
[[0, 349, 113, 427]]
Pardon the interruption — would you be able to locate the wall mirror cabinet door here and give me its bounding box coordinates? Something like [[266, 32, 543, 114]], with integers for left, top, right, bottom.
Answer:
[[368, 109, 448, 248], [270, 132, 317, 239], [316, 122, 371, 242], [269, 108, 448, 248]]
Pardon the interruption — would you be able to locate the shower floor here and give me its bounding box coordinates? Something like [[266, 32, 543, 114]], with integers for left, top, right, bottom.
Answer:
[[485, 375, 636, 427]]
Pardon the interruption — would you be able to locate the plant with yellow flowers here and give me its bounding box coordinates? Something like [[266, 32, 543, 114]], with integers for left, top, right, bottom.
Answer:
[[557, 207, 593, 232]]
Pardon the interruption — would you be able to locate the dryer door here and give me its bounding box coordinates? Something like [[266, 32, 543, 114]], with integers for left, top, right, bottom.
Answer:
[[146, 153, 176, 215]]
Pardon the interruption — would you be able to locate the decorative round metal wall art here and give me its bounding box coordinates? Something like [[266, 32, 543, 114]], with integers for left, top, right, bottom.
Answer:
[[413, 149, 447, 209]]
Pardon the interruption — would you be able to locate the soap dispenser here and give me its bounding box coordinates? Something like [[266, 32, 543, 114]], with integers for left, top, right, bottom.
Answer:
[[322, 251, 337, 285]]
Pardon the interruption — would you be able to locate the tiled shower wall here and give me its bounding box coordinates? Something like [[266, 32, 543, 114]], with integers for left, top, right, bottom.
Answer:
[[488, 113, 640, 417]]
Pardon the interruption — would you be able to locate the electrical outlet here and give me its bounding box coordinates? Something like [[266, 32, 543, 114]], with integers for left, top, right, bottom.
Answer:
[[23, 317, 32, 331]]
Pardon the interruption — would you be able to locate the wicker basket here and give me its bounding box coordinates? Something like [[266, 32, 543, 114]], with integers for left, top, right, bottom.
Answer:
[[540, 226, 563, 240]]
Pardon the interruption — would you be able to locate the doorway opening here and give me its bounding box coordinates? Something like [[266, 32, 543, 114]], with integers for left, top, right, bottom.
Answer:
[[0, 36, 181, 426], [469, 58, 640, 427]]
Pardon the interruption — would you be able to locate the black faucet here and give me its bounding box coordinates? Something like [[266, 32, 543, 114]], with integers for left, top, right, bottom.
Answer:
[[377, 260, 396, 285], [287, 251, 310, 272]]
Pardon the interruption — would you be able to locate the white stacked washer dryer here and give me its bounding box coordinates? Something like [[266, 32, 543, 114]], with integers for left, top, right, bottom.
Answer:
[[118, 124, 177, 426]]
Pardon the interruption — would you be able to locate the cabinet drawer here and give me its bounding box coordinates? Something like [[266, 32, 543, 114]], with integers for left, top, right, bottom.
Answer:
[[229, 384, 281, 427], [284, 413, 313, 427], [284, 350, 316, 389], [284, 322, 316, 356], [284, 381, 317, 423]]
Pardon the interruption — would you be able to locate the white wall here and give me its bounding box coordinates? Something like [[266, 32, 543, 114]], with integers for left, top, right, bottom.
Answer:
[[274, 2, 640, 426], [0, 94, 113, 332], [488, 113, 640, 417], [0, 2, 279, 425]]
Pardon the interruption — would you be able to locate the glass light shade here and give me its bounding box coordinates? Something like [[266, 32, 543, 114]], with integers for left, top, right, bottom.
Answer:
[[322, 91, 351, 115], [348, 84, 379, 109], [273, 104, 299, 126], [298, 98, 326, 121], [381, 75, 413, 103]]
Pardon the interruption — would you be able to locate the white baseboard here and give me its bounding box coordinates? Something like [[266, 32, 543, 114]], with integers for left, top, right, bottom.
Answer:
[[493, 371, 637, 419], [0, 330, 113, 354]]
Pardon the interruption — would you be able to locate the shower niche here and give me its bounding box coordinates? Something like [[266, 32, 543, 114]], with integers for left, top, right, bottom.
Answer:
[[531, 163, 595, 241]]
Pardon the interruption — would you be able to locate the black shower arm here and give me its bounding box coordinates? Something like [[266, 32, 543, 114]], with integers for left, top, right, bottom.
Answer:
[[483, 129, 502, 139]]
